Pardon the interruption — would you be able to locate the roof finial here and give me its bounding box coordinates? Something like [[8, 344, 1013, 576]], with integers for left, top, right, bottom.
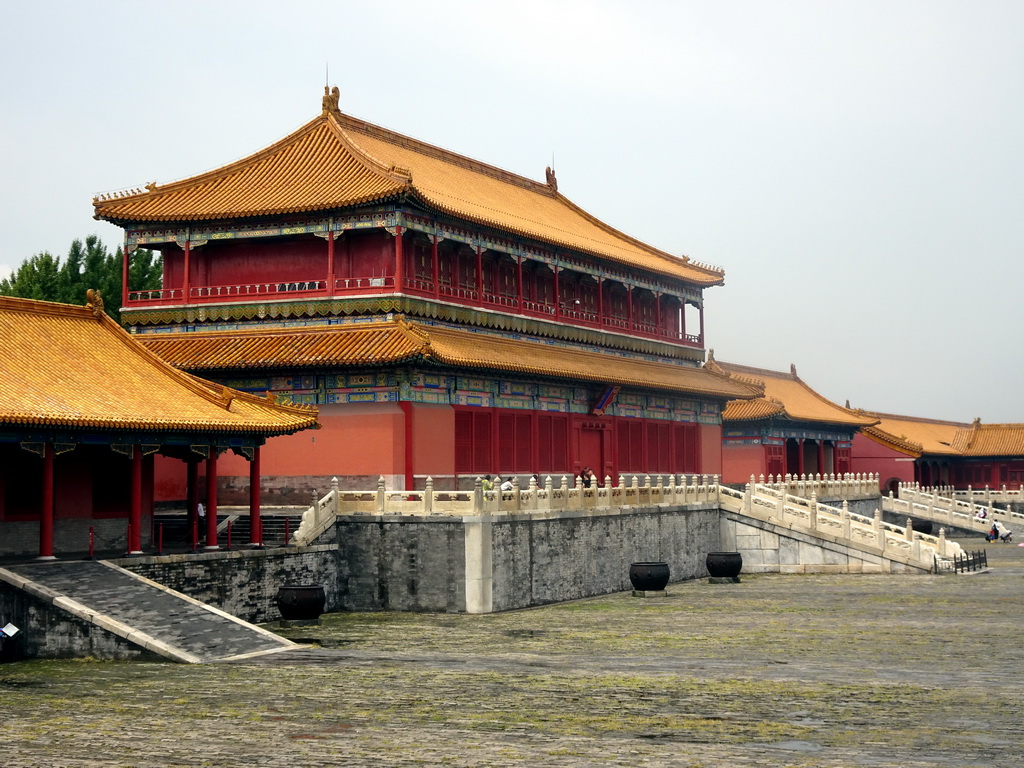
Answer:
[[322, 84, 340, 115], [545, 165, 558, 192], [790, 363, 798, 377], [707, 348, 716, 362], [973, 417, 981, 428], [86, 289, 105, 318]]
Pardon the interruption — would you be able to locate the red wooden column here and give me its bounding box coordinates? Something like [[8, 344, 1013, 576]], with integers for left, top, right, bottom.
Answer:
[[626, 286, 634, 331], [182, 240, 192, 305], [597, 276, 604, 327], [186, 460, 199, 547], [516, 255, 524, 313], [681, 300, 687, 339], [393, 226, 405, 293], [432, 235, 440, 299], [326, 231, 336, 298], [553, 265, 561, 319], [121, 245, 130, 305], [655, 293, 662, 337], [38, 444, 55, 560], [128, 446, 143, 554], [249, 445, 263, 547], [797, 439, 806, 476], [205, 453, 219, 549], [817, 441, 825, 476], [475, 246, 483, 305], [698, 304, 705, 345], [400, 402, 414, 490]]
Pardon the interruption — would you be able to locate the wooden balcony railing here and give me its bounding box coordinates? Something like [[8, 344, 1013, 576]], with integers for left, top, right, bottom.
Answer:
[[125, 275, 703, 348]]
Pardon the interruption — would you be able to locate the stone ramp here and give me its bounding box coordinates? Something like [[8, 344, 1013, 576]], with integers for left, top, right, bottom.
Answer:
[[0, 560, 297, 663]]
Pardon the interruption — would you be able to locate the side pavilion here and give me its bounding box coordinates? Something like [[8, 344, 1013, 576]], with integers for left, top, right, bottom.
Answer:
[[0, 294, 318, 559], [704, 356, 878, 484]]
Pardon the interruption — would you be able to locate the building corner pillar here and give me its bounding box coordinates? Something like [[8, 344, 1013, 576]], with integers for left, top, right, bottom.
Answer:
[[249, 445, 263, 547], [128, 445, 143, 554], [205, 453, 219, 549], [38, 444, 56, 560]]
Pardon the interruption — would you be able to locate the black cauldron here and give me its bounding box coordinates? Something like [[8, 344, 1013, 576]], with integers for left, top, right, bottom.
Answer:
[[629, 562, 670, 591], [706, 552, 743, 579], [276, 585, 326, 620]]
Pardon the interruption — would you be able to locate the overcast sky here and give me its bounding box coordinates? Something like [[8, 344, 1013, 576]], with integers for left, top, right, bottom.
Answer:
[[3, 1, 1022, 423]]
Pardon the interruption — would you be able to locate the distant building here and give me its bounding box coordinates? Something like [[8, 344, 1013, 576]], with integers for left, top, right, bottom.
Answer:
[[0, 295, 318, 558], [93, 89, 758, 499], [704, 357, 877, 484], [853, 414, 1024, 492]]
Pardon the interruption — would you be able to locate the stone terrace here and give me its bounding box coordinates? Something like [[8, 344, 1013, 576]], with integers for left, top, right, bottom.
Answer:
[[0, 537, 1020, 767]]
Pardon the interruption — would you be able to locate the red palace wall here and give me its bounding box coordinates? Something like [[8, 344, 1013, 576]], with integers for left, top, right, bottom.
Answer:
[[849, 433, 916, 494], [721, 444, 765, 485], [153, 403, 721, 502]]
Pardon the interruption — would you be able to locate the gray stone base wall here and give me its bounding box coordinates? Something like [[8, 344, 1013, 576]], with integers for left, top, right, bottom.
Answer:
[[335, 517, 467, 612], [490, 505, 720, 611], [119, 545, 340, 624], [0, 581, 158, 662]]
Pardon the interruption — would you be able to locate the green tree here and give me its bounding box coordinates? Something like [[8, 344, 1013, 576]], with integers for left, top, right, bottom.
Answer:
[[0, 236, 161, 323]]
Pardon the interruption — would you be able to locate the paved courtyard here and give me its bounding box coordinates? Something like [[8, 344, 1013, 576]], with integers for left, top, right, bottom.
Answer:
[[1, 536, 1021, 767]]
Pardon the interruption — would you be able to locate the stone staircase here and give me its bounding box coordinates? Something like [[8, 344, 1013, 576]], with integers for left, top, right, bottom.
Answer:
[[883, 484, 1024, 537], [718, 481, 963, 572], [0, 560, 297, 663]]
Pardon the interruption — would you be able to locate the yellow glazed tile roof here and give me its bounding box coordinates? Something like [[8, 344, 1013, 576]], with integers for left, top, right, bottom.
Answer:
[[0, 295, 319, 434], [139, 318, 760, 400], [94, 94, 723, 286], [860, 412, 967, 456], [859, 424, 924, 457], [708, 358, 877, 427], [858, 414, 1024, 458], [949, 421, 1024, 457]]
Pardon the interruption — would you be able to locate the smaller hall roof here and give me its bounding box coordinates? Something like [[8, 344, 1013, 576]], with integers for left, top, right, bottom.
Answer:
[[93, 89, 724, 287], [857, 412, 968, 457], [706, 357, 878, 429], [139, 318, 761, 401], [860, 413, 1024, 458], [950, 421, 1024, 457], [0, 295, 319, 435]]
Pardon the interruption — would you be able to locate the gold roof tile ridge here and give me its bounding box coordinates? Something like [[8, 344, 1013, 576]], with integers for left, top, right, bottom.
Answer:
[[95, 113, 410, 219], [335, 111, 558, 197], [860, 409, 973, 428]]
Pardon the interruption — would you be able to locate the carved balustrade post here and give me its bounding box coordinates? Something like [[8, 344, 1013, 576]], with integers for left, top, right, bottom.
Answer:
[[377, 476, 386, 513], [473, 476, 483, 514], [424, 476, 433, 514]]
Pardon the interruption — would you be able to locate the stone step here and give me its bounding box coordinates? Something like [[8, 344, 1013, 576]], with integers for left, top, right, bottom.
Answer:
[[1, 560, 296, 663]]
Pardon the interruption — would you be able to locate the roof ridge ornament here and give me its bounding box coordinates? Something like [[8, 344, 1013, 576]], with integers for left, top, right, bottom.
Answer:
[[85, 289, 105, 318], [545, 166, 558, 192], [322, 84, 340, 115]]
